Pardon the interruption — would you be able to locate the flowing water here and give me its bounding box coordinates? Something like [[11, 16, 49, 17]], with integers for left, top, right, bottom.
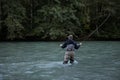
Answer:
[[0, 41, 120, 80]]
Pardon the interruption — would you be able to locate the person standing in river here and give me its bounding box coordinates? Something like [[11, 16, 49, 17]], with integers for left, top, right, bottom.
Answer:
[[60, 35, 82, 64]]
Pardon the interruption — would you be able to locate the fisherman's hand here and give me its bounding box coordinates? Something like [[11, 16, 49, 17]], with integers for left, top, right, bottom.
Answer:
[[79, 42, 82, 45], [59, 44, 63, 47]]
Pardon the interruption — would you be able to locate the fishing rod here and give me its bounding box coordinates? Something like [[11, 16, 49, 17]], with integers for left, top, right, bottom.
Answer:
[[81, 13, 111, 42]]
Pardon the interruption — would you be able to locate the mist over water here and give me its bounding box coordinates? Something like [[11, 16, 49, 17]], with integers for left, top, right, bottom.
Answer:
[[0, 41, 120, 80]]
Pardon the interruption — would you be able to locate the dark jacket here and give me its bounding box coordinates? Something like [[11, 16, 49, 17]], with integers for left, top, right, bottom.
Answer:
[[61, 39, 80, 51]]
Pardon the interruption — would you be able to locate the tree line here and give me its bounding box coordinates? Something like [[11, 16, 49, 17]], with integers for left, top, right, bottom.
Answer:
[[0, 0, 120, 41]]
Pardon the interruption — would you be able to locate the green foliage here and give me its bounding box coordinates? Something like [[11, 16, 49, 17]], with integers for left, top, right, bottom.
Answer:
[[5, 15, 24, 40], [0, 0, 120, 41]]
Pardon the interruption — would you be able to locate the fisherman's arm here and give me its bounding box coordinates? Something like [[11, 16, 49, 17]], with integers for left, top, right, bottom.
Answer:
[[60, 41, 67, 48], [74, 42, 82, 49]]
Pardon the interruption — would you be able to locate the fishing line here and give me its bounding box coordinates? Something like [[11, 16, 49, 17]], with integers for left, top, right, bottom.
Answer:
[[75, 13, 111, 62], [81, 13, 111, 42]]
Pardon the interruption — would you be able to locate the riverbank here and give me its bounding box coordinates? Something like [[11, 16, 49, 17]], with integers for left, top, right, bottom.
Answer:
[[0, 37, 120, 42]]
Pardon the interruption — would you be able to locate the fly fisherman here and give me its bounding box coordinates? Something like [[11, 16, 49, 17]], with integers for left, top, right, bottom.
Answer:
[[60, 35, 82, 64]]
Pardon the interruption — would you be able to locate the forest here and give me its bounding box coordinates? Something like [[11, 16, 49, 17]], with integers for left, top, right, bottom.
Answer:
[[0, 0, 120, 41]]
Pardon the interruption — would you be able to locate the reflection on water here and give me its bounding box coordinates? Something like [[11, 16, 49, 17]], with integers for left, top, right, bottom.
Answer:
[[0, 41, 120, 80]]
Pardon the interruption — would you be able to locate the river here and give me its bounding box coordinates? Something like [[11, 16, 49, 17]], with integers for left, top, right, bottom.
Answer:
[[0, 41, 120, 80]]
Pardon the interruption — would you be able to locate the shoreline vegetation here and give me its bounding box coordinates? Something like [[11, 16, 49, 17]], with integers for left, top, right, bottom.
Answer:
[[0, 37, 120, 42], [0, 0, 120, 41], [0, 33, 120, 41]]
